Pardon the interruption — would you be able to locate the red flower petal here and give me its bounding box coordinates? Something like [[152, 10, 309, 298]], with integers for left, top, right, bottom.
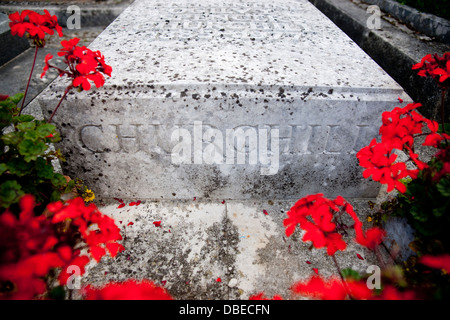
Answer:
[[90, 245, 106, 262], [263, 209, 269, 215], [419, 254, 450, 273], [127, 222, 134, 226], [216, 277, 222, 282], [82, 279, 173, 300], [313, 268, 319, 274], [117, 203, 125, 209], [153, 221, 162, 228], [106, 242, 125, 258], [356, 253, 364, 260]]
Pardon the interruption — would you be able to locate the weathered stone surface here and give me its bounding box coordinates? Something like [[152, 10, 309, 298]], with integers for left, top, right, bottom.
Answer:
[[37, 0, 410, 200], [79, 199, 380, 299]]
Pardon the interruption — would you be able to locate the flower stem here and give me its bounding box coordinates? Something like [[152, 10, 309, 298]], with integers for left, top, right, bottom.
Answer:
[[375, 246, 387, 269], [331, 254, 352, 299], [47, 86, 71, 123], [18, 45, 39, 115], [441, 89, 448, 141], [331, 255, 345, 282]]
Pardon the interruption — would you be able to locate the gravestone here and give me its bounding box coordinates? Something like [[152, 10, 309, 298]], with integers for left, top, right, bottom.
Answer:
[[37, 0, 410, 200]]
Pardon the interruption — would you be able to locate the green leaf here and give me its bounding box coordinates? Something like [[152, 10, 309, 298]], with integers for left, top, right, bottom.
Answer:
[[0, 109, 13, 129], [1, 131, 22, 145], [13, 114, 34, 124], [10, 93, 24, 105], [50, 190, 62, 202], [36, 123, 56, 138], [6, 158, 33, 176], [436, 178, 450, 197], [438, 122, 450, 134], [23, 130, 39, 141], [65, 179, 75, 193], [36, 158, 54, 179], [17, 139, 47, 162], [17, 121, 36, 132], [51, 173, 67, 188], [0, 180, 24, 208], [341, 268, 362, 280], [432, 207, 445, 218], [0, 163, 7, 175], [49, 285, 66, 300]]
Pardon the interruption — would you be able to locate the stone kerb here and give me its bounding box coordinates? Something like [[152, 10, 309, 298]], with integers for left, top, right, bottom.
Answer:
[[37, 0, 411, 201]]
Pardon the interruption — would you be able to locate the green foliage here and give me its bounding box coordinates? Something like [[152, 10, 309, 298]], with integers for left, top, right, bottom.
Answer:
[[341, 268, 362, 280], [0, 93, 68, 210], [390, 150, 450, 240], [397, 0, 450, 21]]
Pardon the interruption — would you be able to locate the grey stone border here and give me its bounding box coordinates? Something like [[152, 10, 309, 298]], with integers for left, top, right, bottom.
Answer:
[[0, 1, 132, 27], [362, 0, 450, 44], [308, 0, 449, 123], [0, 12, 29, 66]]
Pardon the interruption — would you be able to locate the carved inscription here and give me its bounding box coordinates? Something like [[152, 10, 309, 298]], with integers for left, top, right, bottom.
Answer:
[[137, 2, 307, 41], [78, 122, 375, 156]]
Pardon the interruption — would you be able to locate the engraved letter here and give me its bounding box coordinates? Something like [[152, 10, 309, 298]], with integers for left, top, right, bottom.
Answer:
[[79, 124, 104, 153]]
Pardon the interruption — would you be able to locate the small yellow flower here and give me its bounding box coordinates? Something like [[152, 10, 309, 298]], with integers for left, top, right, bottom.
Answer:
[[83, 188, 95, 202], [367, 216, 373, 222]]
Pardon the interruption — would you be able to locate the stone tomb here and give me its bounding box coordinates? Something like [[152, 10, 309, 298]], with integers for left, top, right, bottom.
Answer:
[[37, 0, 410, 200]]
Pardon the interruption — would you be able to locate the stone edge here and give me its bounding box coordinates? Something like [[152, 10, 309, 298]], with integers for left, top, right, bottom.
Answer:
[[362, 0, 450, 44], [0, 1, 131, 27], [308, 0, 449, 122]]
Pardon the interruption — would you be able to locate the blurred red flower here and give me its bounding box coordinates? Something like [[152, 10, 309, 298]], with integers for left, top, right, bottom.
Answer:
[[83, 279, 173, 300], [9, 10, 63, 46]]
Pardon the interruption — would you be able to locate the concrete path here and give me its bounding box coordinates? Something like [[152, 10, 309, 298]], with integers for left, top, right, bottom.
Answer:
[[80, 197, 382, 300]]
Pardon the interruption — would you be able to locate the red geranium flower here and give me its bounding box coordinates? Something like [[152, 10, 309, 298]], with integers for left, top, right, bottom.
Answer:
[[41, 37, 112, 91], [291, 275, 373, 300], [283, 194, 354, 256], [355, 227, 386, 250], [419, 254, 450, 273], [9, 10, 63, 46], [356, 138, 415, 193], [82, 279, 173, 300], [249, 292, 283, 300], [413, 52, 450, 88], [48, 197, 124, 263], [379, 103, 425, 150]]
